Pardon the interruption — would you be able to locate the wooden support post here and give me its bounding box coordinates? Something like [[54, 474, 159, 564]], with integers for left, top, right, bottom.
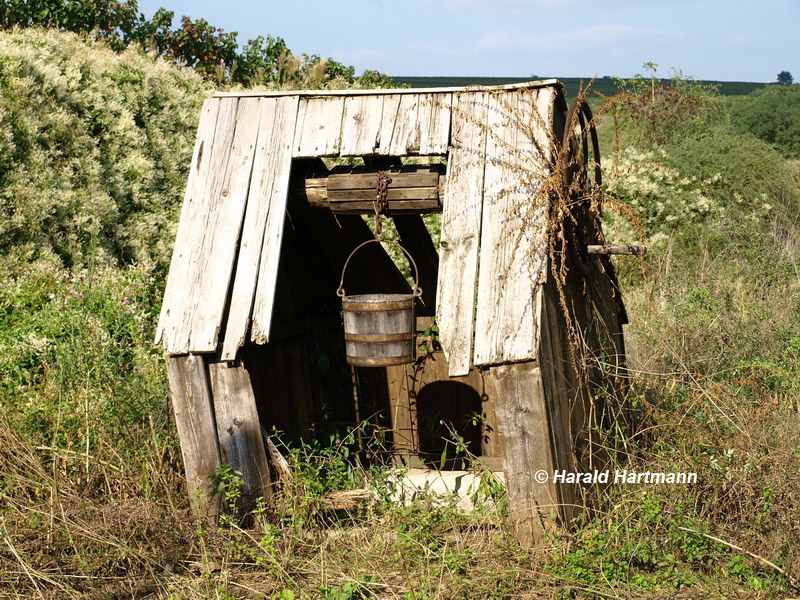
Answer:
[[491, 361, 562, 547], [385, 363, 420, 462], [166, 354, 221, 520], [208, 362, 272, 512], [393, 214, 439, 316]]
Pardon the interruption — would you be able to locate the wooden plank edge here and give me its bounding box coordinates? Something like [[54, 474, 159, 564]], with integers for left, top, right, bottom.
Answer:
[[213, 79, 562, 98]]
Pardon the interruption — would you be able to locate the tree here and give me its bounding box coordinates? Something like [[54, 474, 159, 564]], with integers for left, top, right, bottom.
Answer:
[[777, 71, 793, 85]]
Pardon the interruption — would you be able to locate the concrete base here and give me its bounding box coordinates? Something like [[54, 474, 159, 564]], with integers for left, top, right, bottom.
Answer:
[[380, 468, 506, 512]]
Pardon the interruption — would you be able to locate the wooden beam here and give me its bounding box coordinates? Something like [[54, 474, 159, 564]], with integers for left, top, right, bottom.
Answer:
[[393, 214, 439, 316], [165, 355, 221, 521], [328, 166, 441, 190], [208, 362, 272, 513], [288, 164, 445, 214], [586, 244, 646, 255], [491, 361, 561, 547]]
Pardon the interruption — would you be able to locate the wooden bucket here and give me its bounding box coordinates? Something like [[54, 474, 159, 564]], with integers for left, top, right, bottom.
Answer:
[[337, 239, 421, 367]]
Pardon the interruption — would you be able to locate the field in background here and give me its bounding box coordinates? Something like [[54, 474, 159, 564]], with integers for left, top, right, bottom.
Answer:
[[392, 76, 768, 98]]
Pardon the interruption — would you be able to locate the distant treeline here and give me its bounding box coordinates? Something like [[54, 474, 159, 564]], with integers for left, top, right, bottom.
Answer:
[[391, 76, 768, 98]]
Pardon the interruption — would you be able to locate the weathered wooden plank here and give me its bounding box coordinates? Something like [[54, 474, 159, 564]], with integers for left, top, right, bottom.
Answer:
[[418, 93, 452, 154], [387, 94, 421, 155], [208, 361, 271, 510], [326, 198, 440, 214], [340, 95, 384, 155], [328, 187, 439, 202], [166, 355, 221, 520], [169, 98, 240, 354], [221, 96, 299, 360], [436, 91, 488, 377], [376, 95, 402, 155], [246, 97, 302, 346], [473, 90, 550, 366], [187, 98, 263, 353], [491, 361, 560, 547], [329, 187, 439, 201], [327, 169, 440, 190], [156, 99, 221, 353], [293, 96, 345, 157], [534, 87, 556, 159]]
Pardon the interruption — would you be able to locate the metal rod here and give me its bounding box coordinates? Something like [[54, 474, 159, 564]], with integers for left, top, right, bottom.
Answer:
[[586, 245, 646, 255]]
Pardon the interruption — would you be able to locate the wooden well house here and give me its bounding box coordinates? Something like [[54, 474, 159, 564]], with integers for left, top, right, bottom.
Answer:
[[156, 80, 630, 544]]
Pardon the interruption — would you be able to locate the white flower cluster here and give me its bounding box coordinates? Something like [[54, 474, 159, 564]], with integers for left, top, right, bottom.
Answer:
[[603, 147, 722, 244]]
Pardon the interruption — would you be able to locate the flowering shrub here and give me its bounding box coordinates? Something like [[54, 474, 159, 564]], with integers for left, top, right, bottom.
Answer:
[[0, 28, 210, 272], [605, 146, 717, 240]]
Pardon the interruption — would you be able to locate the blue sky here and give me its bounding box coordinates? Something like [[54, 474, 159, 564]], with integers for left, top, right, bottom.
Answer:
[[135, 0, 799, 82]]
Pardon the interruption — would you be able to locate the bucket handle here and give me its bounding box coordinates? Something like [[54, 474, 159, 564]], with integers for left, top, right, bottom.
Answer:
[[336, 239, 422, 298]]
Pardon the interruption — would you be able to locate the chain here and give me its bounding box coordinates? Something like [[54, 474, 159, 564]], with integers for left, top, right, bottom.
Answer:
[[374, 170, 392, 239]]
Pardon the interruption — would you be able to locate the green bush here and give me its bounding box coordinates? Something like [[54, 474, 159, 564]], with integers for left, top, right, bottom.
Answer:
[[613, 67, 724, 146], [605, 120, 796, 248], [729, 84, 800, 158], [0, 27, 210, 272]]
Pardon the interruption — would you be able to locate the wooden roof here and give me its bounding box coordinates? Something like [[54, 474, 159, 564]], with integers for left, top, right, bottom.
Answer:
[[212, 79, 561, 98], [156, 81, 561, 376]]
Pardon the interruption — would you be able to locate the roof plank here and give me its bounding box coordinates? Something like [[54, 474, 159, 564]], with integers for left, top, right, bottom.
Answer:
[[340, 95, 384, 155], [156, 97, 220, 353], [473, 88, 552, 366], [187, 97, 263, 353], [387, 94, 421, 155], [436, 91, 489, 377], [418, 93, 452, 154], [213, 79, 560, 98], [249, 97, 302, 345], [161, 97, 240, 354], [293, 96, 345, 157], [376, 94, 402, 155], [221, 96, 299, 360]]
